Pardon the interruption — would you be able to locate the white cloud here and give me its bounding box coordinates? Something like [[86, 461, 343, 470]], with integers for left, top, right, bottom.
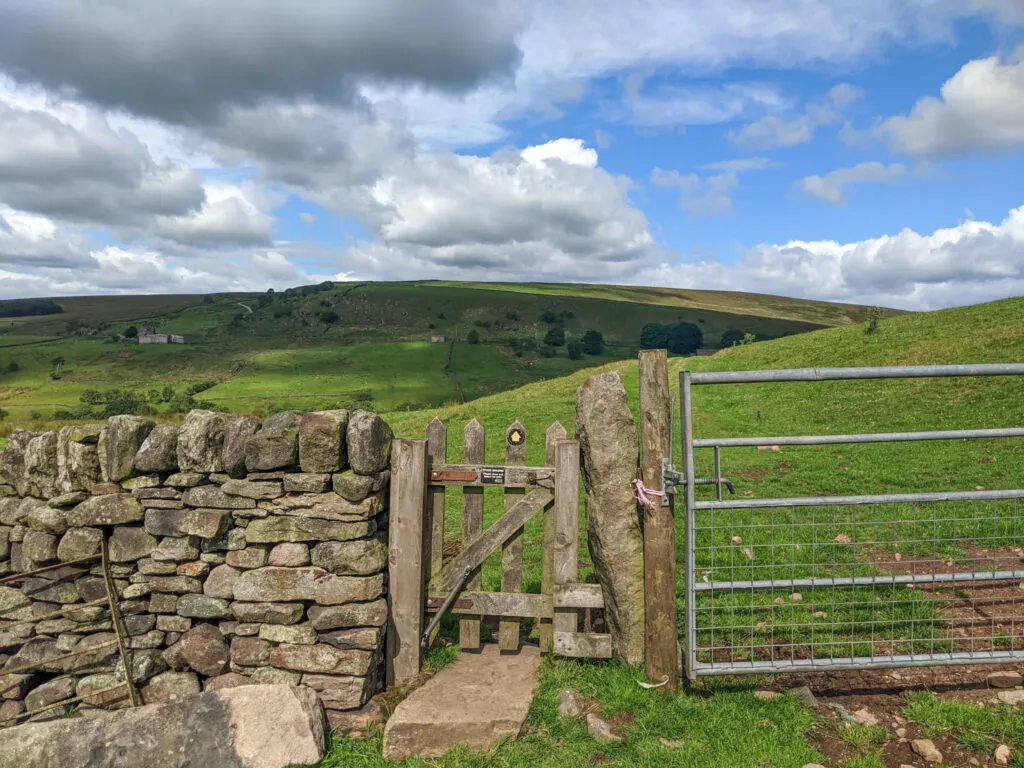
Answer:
[[148, 182, 282, 247], [799, 162, 907, 204], [729, 83, 863, 150], [634, 204, 1024, 310], [879, 48, 1024, 157], [299, 212, 317, 226], [702, 157, 779, 173], [619, 74, 785, 127], [651, 158, 775, 217], [521, 138, 598, 167]]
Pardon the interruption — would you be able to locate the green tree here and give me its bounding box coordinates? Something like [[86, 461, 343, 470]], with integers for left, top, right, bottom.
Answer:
[[466, 329, 480, 344], [319, 311, 340, 325], [720, 329, 746, 347], [567, 340, 584, 360], [865, 306, 882, 334], [667, 322, 703, 355], [543, 326, 566, 347], [539, 310, 557, 324], [640, 323, 669, 349], [123, 325, 138, 338], [581, 329, 604, 355], [0, 408, 8, 421]]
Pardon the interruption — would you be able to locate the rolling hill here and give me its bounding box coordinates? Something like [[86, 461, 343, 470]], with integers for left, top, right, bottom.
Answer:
[[0, 281, 890, 429]]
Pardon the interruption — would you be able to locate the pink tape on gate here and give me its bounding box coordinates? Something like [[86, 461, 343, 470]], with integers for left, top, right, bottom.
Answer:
[[632, 478, 665, 509]]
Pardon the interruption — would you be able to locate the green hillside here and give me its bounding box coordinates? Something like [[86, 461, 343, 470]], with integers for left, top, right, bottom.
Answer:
[[0, 281, 887, 429], [327, 297, 1024, 768]]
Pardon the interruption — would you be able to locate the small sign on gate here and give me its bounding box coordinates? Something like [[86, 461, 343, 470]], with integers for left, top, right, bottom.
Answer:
[[480, 466, 506, 485]]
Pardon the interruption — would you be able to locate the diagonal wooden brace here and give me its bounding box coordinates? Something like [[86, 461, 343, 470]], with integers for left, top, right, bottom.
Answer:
[[429, 488, 554, 595]]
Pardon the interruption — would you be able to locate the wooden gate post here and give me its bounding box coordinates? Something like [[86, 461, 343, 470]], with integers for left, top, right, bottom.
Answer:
[[639, 350, 680, 691], [387, 438, 429, 687]]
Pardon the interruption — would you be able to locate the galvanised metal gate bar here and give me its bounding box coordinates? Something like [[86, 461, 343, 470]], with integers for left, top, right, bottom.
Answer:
[[680, 363, 1024, 681]]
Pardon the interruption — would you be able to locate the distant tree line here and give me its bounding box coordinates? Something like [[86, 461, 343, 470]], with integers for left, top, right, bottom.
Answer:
[[0, 299, 63, 318], [640, 322, 703, 355], [54, 381, 223, 419]]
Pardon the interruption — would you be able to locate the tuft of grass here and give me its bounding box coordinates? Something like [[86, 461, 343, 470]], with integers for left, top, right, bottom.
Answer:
[[904, 691, 1024, 758]]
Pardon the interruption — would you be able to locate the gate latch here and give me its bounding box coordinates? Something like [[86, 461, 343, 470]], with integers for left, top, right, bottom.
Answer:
[[661, 456, 684, 507]]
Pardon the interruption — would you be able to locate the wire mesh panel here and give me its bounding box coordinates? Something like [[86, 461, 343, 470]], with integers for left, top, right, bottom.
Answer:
[[690, 494, 1024, 675], [679, 364, 1024, 680]]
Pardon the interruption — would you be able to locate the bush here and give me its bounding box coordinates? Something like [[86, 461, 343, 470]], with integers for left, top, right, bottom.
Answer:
[[539, 310, 557, 324], [505, 310, 519, 321], [0, 408, 7, 421], [567, 340, 584, 360], [865, 306, 882, 334], [185, 380, 217, 395], [543, 326, 566, 347], [123, 325, 138, 338], [3, 361, 18, 374], [640, 323, 669, 349], [560, 310, 575, 319], [581, 330, 604, 355], [466, 329, 480, 344], [319, 311, 340, 325], [202, 295, 215, 305], [538, 346, 557, 358]]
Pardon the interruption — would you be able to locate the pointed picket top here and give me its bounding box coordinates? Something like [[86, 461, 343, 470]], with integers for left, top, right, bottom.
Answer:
[[505, 420, 527, 459], [426, 417, 447, 459], [545, 421, 567, 465], [464, 419, 485, 462]]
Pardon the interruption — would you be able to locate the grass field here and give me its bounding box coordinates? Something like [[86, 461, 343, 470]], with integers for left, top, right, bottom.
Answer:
[[0, 281, 878, 429], [321, 295, 1024, 768]]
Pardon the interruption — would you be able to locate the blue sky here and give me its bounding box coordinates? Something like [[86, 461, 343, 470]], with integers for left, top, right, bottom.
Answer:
[[0, 1, 1023, 309]]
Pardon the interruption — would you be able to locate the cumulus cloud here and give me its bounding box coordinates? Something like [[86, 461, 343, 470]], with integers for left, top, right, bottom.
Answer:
[[0, 0, 524, 124], [635, 204, 1024, 310], [620, 74, 785, 128], [799, 162, 907, 204], [0, 88, 205, 225], [651, 159, 776, 216], [879, 48, 1024, 157], [147, 182, 282, 248]]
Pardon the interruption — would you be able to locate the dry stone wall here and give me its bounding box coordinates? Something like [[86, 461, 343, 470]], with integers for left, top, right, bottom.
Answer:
[[0, 408, 393, 730]]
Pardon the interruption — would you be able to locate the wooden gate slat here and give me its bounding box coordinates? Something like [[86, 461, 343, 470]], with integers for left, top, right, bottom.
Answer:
[[425, 418, 447, 648], [460, 419, 485, 650], [500, 421, 527, 652], [428, 591, 552, 618], [540, 421, 567, 652], [553, 439, 580, 640], [553, 583, 604, 608], [430, 488, 553, 595]]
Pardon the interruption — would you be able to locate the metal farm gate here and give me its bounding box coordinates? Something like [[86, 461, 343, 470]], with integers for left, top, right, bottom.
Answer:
[[679, 363, 1024, 681]]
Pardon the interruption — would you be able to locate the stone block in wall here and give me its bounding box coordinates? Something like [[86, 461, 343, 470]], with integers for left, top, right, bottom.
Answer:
[[120, 475, 161, 490], [250, 667, 301, 686], [141, 670, 200, 704], [0, 527, 9, 561], [22, 531, 58, 566], [233, 622, 260, 636], [24, 432, 60, 498], [268, 542, 309, 567], [133, 424, 180, 473], [66, 494, 144, 527], [265, 493, 381, 522], [9, 523, 26, 542], [151, 536, 201, 562], [107, 526, 158, 562], [56, 424, 103, 494], [25, 677, 76, 712], [222, 415, 259, 478], [244, 517, 375, 544], [231, 636, 272, 666], [144, 508, 230, 538], [148, 592, 178, 614], [203, 564, 240, 598], [73, 576, 107, 603], [225, 546, 269, 570], [177, 594, 231, 619], [179, 623, 230, 676], [25, 504, 69, 535], [156, 615, 191, 633], [268, 644, 376, 676], [346, 411, 393, 475], [302, 673, 374, 711], [181, 486, 255, 510], [260, 623, 317, 645], [1, 431, 41, 496], [22, 577, 79, 604], [177, 561, 209, 578], [0, 585, 35, 622], [229, 602, 304, 625], [299, 410, 349, 474], [100, 415, 156, 482], [122, 583, 151, 599], [133, 488, 182, 500], [138, 557, 177, 575], [318, 628, 382, 652], [0, 498, 25, 526], [116, 649, 169, 685], [283, 473, 330, 494], [331, 469, 387, 503], [148, 575, 202, 594], [221, 480, 283, 500], [176, 410, 227, 473], [245, 411, 301, 472], [91, 483, 123, 495], [142, 499, 185, 510], [310, 535, 387, 576], [164, 472, 206, 487], [77, 673, 128, 708], [233, 567, 383, 606], [49, 492, 89, 508], [204, 672, 250, 692], [125, 614, 157, 636], [307, 600, 388, 631], [128, 630, 166, 649]]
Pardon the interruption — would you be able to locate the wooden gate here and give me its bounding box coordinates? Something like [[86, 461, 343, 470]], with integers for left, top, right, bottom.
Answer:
[[386, 418, 610, 685]]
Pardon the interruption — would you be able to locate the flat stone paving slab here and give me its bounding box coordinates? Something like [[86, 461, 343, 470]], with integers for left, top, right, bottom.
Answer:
[[383, 643, 542, 762]]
